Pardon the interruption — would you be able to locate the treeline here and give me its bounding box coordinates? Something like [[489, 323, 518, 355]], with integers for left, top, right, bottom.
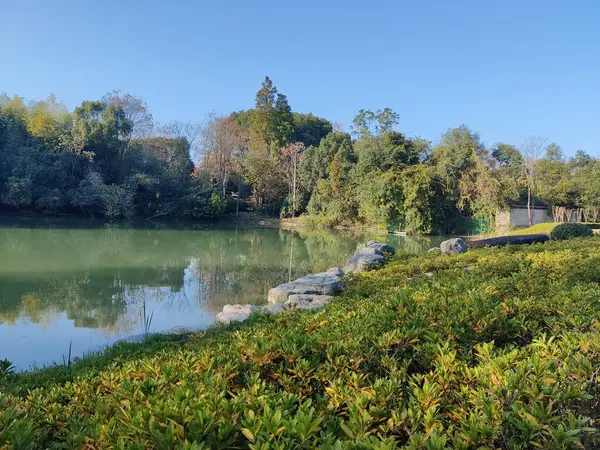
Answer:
[[0, 92, 225, 219], [1, 78, 599, 232]]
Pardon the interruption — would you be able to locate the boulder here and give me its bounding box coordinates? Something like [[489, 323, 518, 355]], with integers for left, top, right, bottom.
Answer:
[[262, 303, 288, 314], [268, 273, 343, 303], [428, 247, 442, 255], [440, 238, 467, 255], [325, 267, 344, 277], [286, 294, 333, 310], [215, 304, 258, 324], [354, 241, 395, 257], [344, 253, 384, 274]]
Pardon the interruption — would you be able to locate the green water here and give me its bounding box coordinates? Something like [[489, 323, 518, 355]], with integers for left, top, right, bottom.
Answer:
[[0, 217, 445, 369]]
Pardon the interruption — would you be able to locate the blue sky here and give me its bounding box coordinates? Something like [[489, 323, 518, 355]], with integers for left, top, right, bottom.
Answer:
[[1, 0, 598, 155]]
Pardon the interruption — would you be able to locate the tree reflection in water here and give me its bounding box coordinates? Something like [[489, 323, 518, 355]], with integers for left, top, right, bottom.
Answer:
[[0, 219, 444, 336]]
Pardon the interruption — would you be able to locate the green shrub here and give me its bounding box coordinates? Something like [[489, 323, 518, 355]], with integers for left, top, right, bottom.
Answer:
[[550, 222, 593, 240]]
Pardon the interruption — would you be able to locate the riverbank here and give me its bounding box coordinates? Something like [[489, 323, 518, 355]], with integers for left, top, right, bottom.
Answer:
[[2, 237, 600, 448], [280, 215, 412, 236]]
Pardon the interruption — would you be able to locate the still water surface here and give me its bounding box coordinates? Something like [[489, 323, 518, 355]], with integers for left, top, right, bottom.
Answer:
[[0, 217, 444, 369]]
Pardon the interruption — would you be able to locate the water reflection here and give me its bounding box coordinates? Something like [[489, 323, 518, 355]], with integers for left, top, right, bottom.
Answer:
[[0, 219, 444, 368]]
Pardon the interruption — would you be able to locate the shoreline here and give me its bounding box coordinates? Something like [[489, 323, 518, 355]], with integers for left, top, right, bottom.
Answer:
[[5, 237, 599, 447]]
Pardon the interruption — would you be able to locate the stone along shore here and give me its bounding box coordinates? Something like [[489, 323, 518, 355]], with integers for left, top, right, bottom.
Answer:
[[215, 240, 396, 324]]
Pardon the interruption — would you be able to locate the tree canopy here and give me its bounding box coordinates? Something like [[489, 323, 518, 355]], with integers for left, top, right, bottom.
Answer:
[[0, 79, 596, 231]]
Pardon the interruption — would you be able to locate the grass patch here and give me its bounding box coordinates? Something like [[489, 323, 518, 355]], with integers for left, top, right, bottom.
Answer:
[[2, 238, 600, 448], [507, 222, 600, 236], [506, 222, 559, 235]]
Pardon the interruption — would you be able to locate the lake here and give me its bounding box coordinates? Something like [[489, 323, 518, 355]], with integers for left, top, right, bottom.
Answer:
[[0, 217, 445, 369]]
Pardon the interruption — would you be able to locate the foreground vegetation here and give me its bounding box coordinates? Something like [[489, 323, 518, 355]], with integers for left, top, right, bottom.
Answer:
[[2, 79, 599, 234], [2, 238, 600, 448]]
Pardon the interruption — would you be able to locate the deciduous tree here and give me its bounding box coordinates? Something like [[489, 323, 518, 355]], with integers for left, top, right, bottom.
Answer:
[[520, 136, 547, 225]]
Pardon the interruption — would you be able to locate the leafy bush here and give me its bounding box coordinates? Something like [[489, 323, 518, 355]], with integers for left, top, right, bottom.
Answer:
[[550, 222, 593, 240], [184, 186, 227, 219], [35, 188, 65, 213], [3, 176, 32, 207], [2, 239, 600, 448]]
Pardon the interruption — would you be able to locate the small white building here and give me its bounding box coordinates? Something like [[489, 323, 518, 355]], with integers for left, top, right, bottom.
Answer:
[[495, 205, 553, 229]]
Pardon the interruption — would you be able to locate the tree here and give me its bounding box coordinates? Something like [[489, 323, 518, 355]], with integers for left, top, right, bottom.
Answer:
[[1, 95, 28, 120], [160, 120, 203, 162], [130, 137, 192, 173], [489, 142, 523, 207], [354, 131, 420, 176], [573, 161, 600, 222], [430, 126, 482, 198], [350, 108, 399, 138], [535, 158, 575, 220], [402, 165, 434, 234], [292, 113, 332, 147], [307, 144, 357, 225], [25, 94, 70, 147], [245, 145, 286, 207], [272, 93, 294, 148], [27, 101, 59, 142], [544, 142, 565, 162], [375, 107, 400, 135], [297, 131, 354, 213], [520, 136, 547, 226], [457, 154, 504, 222], [102, 91, 154, 140], [249, 77, 294, 152], [278, 142, 305, 216], [569, 150, 593, 170], [491, 143, 523, 167], [72, 101, 132, 181], [255, 76, 277, 110], [350, 109, 376, 138], [198, 114, 241, 195]]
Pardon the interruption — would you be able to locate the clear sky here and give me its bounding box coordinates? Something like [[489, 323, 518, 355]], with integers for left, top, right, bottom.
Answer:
[[1, 0, 598, 155]]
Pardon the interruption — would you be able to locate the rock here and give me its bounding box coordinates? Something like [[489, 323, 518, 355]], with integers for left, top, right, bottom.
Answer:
[[286, 294, 333, 310], [464, 266, 475, 271], [344, 253, 384, 274], [428, 247, 442, 255], [354, 241, 395, 257], [262, 303, 288, 314], [325, 267, 344, 277], [268, 273, 343, 303], [440, 238, 467, 256], [215, 304, 258, 324], [424, 272, 434, 277]]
